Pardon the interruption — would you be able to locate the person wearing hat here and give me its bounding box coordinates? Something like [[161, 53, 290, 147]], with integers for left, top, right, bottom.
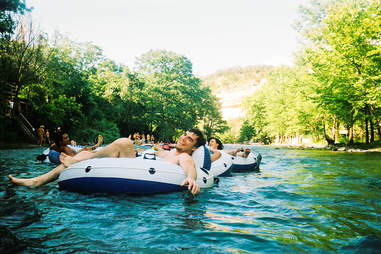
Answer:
[[37, 125, 45, 146]]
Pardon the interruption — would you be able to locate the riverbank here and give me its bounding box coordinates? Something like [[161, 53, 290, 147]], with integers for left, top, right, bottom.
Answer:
[[267, 142, 381, 153], [1, 141, 380, 152]]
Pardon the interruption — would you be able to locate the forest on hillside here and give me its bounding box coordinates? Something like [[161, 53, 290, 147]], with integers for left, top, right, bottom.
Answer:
[[201, 65, 274, 91]]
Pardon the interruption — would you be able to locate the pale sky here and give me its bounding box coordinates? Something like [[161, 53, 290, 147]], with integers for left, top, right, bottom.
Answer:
[[28, 0, 308, 76]]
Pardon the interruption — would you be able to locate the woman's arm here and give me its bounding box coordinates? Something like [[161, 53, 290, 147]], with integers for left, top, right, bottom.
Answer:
[[209, 147, 222, 162], [225, 147, 243, 156]]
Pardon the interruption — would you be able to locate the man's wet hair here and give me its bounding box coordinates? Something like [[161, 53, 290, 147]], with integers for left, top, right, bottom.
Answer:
[[188, 128, 206, 148], [207, 137, 224, 150], [52, 129, 67, 146]]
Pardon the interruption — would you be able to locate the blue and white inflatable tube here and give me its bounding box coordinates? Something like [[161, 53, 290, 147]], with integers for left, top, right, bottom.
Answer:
[[57, 145, 214, 194], [210, 151, 233, 177], [231, 152, 262, 172]]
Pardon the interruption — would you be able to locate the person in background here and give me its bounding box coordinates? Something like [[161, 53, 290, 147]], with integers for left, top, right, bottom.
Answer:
[[37, 125, 45, 146], [208, 137, 251, 161], [45, 129, 51, 145], [142, 134, 146, 144], [207, 137, 223, 162], [134, 132, 142, 145], [147, 134, 151, 143], [151, 134, 155, 144], [227, 147, 251, 158], [37, 131, 103, 164]]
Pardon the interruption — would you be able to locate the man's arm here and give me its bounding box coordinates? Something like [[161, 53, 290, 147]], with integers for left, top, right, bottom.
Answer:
[[178, 153, 200, 195], [153, 144, 170, 157]]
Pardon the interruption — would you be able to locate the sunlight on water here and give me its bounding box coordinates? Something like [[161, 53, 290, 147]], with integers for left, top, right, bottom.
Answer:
[[0, 146, 380, 253]]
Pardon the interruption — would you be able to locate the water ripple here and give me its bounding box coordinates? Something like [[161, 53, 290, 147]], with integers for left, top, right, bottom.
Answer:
[[0, 146, 380, 253]]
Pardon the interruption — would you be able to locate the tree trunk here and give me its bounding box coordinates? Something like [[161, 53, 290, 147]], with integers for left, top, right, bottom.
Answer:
[[335, 117, 340, 143], [332, 116, 339, 143], [365, 118, 369, 144], [348, 126, 353, 144], [324, 122, 335, 145], [370, 118, 374, 143]]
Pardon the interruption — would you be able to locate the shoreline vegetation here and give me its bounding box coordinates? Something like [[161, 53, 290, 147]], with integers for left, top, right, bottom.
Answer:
[[267, 143, 381, 153], [2, 141, 380, 153]]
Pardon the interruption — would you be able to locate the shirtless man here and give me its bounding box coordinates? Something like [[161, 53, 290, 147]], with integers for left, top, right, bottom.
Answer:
[[9, 128, 205, 195], [37, 125, 45, 146]]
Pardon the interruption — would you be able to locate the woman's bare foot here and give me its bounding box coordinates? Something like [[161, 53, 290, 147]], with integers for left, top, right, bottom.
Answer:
[[8, 175, 38, 188], [59, 153, 77, 167]]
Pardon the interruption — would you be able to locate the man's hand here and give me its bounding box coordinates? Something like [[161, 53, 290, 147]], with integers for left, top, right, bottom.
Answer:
[[181, 177, 200, 195]]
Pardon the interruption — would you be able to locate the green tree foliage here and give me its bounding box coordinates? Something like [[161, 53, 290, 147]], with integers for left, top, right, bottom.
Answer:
[[0, 14, 45, 116], [0, 0, 27, 35], [300, 0, 381, 143], [198, 91, 229, 139], [242, 0, 380, 145], [134, 49, 215, 141], [238, 120, 254, 142], [244, 66, 321, 143]]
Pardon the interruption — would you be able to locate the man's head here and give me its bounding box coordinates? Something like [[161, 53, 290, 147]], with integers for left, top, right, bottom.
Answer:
[[175, 128, 205, 154], [53, 131, 70, 146]]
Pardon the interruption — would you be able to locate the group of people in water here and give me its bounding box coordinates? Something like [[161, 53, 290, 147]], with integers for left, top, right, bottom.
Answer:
[[130, 132, 155, 145], [9, 128, 251, 195], [37, 125, 51, 146]]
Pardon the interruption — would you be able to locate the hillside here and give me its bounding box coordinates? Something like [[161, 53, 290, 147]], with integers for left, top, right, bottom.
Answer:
[[201, 65, 274, 120], [201, 65, 274, 92]]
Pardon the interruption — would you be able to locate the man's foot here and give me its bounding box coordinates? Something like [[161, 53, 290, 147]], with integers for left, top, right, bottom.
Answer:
[[59, 153, 77, 167], [8, 175, 38, 188], [93, 135, 103, 149]]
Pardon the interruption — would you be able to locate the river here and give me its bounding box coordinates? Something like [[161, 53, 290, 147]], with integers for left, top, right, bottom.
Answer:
[[1, 145, 380, 253]]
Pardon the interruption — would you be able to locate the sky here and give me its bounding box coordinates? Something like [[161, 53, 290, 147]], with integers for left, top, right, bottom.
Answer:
[[27, 0, 309, 76]]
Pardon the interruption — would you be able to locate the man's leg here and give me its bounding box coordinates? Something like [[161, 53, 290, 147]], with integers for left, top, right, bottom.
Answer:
[[60, 138, 136, 167], [9, 164, 65, 188], [9, 138, 136, 188]]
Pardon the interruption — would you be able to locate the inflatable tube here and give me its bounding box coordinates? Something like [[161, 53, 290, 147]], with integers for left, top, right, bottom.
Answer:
[[57, 145, 213, 194], [231, 152, 262, 172], [210, 151, 232, 177]]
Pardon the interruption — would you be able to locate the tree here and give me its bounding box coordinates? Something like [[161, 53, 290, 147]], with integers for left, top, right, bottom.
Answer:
[[198, 90, 229, 139], [299, 0, 381, 143], [0, 13, 45, 117], [0, 0, 28, 35], [134, 49, 211, 141]]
